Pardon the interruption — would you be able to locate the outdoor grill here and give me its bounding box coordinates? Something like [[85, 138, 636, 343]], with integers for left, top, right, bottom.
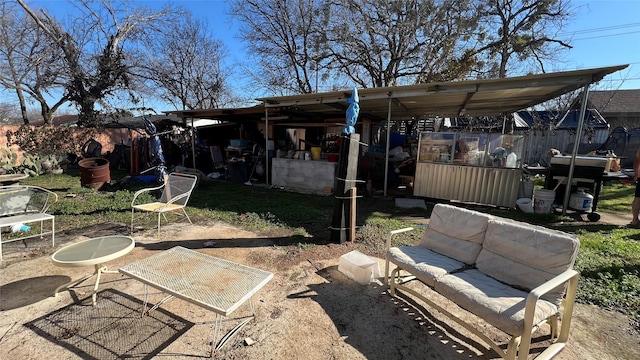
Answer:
[[544, 155, 608, 221]]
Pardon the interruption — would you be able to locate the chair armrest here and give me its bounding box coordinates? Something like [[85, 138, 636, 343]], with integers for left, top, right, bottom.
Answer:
[[528, 269, 579, 301], [518, 269, 579, 360], [131, 183, 165, 206], [385, 224, 428, 250], [31, 186, 58, 213]]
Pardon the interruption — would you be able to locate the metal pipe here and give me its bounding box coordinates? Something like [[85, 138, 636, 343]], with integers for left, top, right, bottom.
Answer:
[[562, 83, 590, 215], [264, 106, 270, 186], [191, 117, 196, 169], [383, 97, 392, 197]]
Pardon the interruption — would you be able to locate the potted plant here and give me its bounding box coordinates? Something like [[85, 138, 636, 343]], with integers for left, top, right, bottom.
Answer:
[[41, 154, 65, 174]]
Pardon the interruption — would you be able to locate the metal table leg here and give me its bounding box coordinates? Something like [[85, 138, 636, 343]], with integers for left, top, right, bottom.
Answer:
[[53, 263, 118, 306]]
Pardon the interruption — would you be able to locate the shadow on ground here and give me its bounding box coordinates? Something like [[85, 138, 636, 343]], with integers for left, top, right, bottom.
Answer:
[[289, 265, 503, 360], [25, 289, 193, 359], [136, 237, 275, 251], [0, 275, 71, 310]]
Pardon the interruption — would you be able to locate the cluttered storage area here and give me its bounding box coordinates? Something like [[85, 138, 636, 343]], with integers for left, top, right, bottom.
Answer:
[[413, 132, 526, 208]]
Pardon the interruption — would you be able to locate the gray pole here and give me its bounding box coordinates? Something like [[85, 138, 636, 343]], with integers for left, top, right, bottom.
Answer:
[[191, 117, 196, 169], [264, 106, 270, 186], [383, 97, 392, 197], [562, 83, 590, 215]]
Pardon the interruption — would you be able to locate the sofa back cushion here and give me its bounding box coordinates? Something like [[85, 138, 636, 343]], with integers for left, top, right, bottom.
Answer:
[[420, 204, 494, 265], [477, 219, 579, 303]]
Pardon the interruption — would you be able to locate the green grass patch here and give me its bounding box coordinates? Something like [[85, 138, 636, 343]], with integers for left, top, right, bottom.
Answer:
[[595, 181, 635, 213], [574, 228, 640, 329]]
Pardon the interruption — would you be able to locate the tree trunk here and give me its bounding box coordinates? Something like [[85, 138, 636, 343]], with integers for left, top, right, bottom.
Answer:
[[14, 88, 29, 125], [40, 102, 54, 125]]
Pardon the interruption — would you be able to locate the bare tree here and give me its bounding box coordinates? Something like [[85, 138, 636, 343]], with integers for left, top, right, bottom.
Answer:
[[231, 0, 483, 93], [230, 0, 324, 94], [0, 1, 65, 124], [322, 0, 482, 87], [17, 0, 174, 126], [0, 101, 20, 123], [474, 0, 573, 78], [137, 13, 230, 110]]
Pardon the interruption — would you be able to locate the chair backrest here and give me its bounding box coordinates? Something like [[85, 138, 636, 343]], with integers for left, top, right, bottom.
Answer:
[[159, 173, 198, 206], [420, 203, 494, 265], [0, 185, 58, 216], [476, 218, 579, 304]]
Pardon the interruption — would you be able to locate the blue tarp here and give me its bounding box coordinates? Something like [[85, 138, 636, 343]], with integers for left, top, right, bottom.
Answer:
[[143, 116, 168, 183], [516, 109, 608, 129]]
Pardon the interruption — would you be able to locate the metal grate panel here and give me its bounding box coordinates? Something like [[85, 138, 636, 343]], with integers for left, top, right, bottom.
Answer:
[[119, 247, 273, 316]]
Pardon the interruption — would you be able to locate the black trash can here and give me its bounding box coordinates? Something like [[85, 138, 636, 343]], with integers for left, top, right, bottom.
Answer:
[[227, 159, 248, 184]]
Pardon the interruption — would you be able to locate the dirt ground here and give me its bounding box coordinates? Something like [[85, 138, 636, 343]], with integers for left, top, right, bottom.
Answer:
[[1, 214, 639, 360]]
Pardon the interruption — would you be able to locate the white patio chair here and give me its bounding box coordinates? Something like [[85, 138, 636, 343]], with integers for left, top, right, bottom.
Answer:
[[131, 173, 198, 237]]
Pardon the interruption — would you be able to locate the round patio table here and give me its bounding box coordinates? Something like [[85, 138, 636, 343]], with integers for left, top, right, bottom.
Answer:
[[0, 173, 29, 185], [52, 235, 135, 305]]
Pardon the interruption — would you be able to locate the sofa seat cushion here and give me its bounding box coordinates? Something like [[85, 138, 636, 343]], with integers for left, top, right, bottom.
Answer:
[[388, 246, 466, 287], [421, 203, 494, 265], [477, 219, 580, 304], [435, 269, 558, 336]]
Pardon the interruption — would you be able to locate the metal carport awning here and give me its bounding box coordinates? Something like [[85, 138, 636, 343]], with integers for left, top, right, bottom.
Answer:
[[257, 64, 628, 198], [257, 65, 628, 119]]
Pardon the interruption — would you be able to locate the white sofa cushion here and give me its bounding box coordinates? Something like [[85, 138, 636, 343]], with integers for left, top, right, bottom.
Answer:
[[434, 269, 559, 336], [420, 203, 494, 265], [476, 219, 580, 304], [388, 246, 466, 287]]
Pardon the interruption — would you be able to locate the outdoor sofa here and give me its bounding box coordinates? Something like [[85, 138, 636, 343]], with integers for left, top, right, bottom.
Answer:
[[385, 203, 580, 360]]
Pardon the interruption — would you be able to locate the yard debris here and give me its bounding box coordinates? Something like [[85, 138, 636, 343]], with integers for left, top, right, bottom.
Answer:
[[307, 259, 320, 271], [0, 322, 16, 343], [308, 259, 332, 283]]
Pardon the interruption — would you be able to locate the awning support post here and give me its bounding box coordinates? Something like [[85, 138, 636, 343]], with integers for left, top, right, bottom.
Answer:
[[562, 83, 591, 215], [383, 97, 392, 197], [264, 107, 270, 186], [191, 117, 196, 169]]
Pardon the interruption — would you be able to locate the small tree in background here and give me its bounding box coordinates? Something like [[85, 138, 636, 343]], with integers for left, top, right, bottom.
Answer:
[[16, 0, 174, 127]]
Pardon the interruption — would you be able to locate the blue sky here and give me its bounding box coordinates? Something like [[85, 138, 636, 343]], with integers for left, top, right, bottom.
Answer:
[[164, 0, 640, 92], [8, 0, 640, 113], [559, 0, 640, 90]]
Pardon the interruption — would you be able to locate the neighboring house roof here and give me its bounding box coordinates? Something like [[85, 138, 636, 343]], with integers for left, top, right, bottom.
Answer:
[[30, 114, 220, 129], [28, 114, 79, 126], [588, 89, 640, 114]]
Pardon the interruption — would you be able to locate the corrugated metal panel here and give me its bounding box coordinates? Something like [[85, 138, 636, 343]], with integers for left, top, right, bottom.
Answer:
[[414, 163, 521, 208]]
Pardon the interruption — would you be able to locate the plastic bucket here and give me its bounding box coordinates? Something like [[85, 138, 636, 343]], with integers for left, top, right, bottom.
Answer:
[[516, 198, 534, 213], [533, 189, 555, 214], [310, 147, 322, 160], [327, 153, 339, 162]]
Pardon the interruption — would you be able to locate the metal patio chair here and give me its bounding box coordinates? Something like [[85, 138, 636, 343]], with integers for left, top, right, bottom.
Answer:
[[131, 173, 198, 237]]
